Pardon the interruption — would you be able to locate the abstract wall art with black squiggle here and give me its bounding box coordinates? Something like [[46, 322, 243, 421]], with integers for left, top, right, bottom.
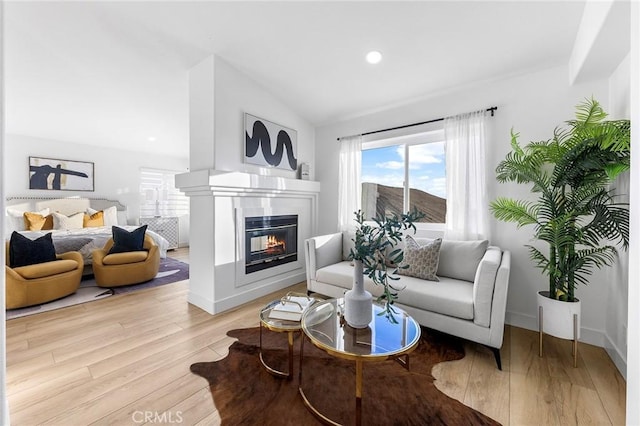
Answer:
[[244, 113, 297, 171]]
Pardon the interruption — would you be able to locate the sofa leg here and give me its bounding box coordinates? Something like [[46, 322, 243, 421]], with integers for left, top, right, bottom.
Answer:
[[489, 346, 502, 370]]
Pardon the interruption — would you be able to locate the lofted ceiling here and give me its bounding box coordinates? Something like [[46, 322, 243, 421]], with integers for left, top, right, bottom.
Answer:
[[4, 1, 597, 157]]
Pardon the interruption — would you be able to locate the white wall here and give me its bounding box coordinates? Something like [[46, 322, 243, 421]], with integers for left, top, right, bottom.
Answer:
[[1, 1, 9, 422], [603, 52, 631, 376], [213, 56, 315, 180], [5, 134, 190, 245], [315, 64, 614, 346], [626, 2, 639, 422]]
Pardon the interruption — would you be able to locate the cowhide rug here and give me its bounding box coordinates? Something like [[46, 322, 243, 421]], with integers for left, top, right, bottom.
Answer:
[[190, 326, 500, 425]]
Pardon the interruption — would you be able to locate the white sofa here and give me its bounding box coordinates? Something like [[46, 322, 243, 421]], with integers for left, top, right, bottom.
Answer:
[[304, 232, 511, 369]]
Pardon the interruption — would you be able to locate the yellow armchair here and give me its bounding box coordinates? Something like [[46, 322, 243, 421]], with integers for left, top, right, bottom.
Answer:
[[92, 234, 160, 287], [5, 241, 84, 310]]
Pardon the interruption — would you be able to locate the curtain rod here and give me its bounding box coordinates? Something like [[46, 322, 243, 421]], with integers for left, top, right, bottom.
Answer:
[[337, 106, 498, 141]]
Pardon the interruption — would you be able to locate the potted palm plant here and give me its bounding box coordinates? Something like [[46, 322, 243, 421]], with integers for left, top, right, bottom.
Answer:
[[345, 209, 424, 327], [490, 98, 630, 352]]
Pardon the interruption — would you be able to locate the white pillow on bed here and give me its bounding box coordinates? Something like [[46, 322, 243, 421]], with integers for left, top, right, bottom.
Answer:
[[52, 212, 85, 230], [6, 208, 50, 232], [87, 206, 118, 227]]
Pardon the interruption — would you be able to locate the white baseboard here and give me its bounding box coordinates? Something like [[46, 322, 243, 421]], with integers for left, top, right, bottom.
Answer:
[[188, 272, 306, 315], [506, 311, 605, 347], [604, 334, 627, 378], [214, 272, 306, 313], [187, 291, 215, 315]]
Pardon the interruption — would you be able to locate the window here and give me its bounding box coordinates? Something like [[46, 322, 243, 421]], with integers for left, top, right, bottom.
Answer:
[[139, 168, 189, 217], [361, 126, 446, 223]]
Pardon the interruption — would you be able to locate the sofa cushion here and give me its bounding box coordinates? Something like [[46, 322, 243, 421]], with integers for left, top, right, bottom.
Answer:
[[396, 276, 474, 321], [315, 261, 356, 291], [473, 246, 502, 327], [415, 238, 488, 282], [13, 259, 78, 279], [315, 261, 474, 321], [9, 231, 57, 268], [103, 251, 149, 265], [398, 236, 441, 281], [109, 225, 148, 254]]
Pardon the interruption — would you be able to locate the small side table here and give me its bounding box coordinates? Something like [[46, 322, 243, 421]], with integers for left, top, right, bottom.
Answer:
[[259, 299, 306, 380]]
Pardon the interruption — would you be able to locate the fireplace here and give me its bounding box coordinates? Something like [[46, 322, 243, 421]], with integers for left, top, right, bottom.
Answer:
[[245, 215, 298, 274]]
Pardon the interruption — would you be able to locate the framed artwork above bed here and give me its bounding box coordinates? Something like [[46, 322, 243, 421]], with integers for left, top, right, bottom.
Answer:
[[29, 156, 95, 191]]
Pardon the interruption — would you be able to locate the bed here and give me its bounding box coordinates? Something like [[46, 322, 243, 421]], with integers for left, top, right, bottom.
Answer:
[[5, 196, 170, 265]]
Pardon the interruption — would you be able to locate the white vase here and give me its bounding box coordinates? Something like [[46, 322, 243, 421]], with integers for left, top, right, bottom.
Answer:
[[537, 291, 581, 340], [344, 259, 372, 329]]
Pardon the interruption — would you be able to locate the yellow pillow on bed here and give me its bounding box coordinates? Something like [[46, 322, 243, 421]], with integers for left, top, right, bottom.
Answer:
[[23, 211, 54, 231], [83, 211, 104, 228]]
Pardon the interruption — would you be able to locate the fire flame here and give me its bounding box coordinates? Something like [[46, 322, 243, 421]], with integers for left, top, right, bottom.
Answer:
[[266, 235, 285, 252]]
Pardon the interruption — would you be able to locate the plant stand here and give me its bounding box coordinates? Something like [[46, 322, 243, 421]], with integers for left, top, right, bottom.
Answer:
[[537, 299, 579, 368]]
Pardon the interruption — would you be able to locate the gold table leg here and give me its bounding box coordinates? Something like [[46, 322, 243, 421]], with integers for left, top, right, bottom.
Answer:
[[259, 323, 296, 379], [298, 333, 341, 425], [355, 360, 363, 426]]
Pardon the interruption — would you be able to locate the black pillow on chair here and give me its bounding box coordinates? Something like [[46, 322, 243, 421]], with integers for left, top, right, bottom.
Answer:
[[9, 231, 57, 268], [109, 225, 148, 254]]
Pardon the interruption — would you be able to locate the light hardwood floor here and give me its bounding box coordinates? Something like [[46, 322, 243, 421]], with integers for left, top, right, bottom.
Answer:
[[5, 248, 626, 425]]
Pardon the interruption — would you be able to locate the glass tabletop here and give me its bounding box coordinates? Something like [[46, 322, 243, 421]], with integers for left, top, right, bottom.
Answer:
[[260, 296, 322, 331], [301, 298, 421, 359]]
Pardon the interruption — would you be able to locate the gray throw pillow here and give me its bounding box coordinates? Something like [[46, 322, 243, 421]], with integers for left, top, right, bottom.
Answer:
[[398, 236, 442, 281]]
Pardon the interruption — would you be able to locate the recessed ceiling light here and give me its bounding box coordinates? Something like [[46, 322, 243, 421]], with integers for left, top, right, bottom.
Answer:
[[148, 136, 157, 142], [366, 51, 382, 64]]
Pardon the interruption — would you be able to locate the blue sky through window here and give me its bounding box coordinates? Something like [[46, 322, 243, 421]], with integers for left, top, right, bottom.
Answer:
[[361, 142, 446, 198]]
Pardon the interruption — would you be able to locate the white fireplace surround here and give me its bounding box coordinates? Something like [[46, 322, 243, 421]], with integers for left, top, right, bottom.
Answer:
[[176, 170, 320, 314]]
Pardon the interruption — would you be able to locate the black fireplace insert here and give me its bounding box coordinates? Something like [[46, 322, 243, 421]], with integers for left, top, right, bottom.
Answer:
[[245, 215, 298, 274]]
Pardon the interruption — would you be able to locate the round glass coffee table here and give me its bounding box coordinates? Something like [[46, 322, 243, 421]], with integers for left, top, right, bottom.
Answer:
[[259, 296, 315, 380], [299, 298, 421, 426]]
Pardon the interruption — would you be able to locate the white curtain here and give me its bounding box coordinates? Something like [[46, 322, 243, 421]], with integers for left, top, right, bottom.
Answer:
[[444, 111, 489, 240], [337, 135, 362, 232]]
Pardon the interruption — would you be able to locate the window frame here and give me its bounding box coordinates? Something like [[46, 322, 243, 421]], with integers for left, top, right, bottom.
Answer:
[[361, 122, 446, 232], [139, 167, 189, 218]]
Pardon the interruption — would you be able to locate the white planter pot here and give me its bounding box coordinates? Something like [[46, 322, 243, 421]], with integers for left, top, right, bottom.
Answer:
[[537, 291, 581, 340], [344, 260, 372, 329]]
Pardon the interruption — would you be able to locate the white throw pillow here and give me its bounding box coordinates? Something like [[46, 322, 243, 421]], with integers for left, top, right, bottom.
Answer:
[[6, 208, 50, 232], [87, 206, 118, 227], [52, 211, 85, 230]]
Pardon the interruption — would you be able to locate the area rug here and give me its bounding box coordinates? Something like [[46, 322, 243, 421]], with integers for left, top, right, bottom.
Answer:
[[6, 257, 189, 319], [190, 327, 500, 426]]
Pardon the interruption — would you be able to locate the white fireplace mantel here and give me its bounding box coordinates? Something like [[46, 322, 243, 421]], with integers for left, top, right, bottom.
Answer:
[[176, 169, 320, 196]]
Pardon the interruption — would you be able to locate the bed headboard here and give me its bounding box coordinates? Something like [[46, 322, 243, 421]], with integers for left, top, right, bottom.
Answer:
[[6, 196, 126, 216]]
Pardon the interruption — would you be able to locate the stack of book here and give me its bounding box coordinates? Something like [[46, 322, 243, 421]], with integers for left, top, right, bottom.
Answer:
[[268, 295, 313, 322]]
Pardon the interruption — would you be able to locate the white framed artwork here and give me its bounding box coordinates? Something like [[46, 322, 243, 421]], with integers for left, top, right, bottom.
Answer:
[[244, 113, 298, 171]]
